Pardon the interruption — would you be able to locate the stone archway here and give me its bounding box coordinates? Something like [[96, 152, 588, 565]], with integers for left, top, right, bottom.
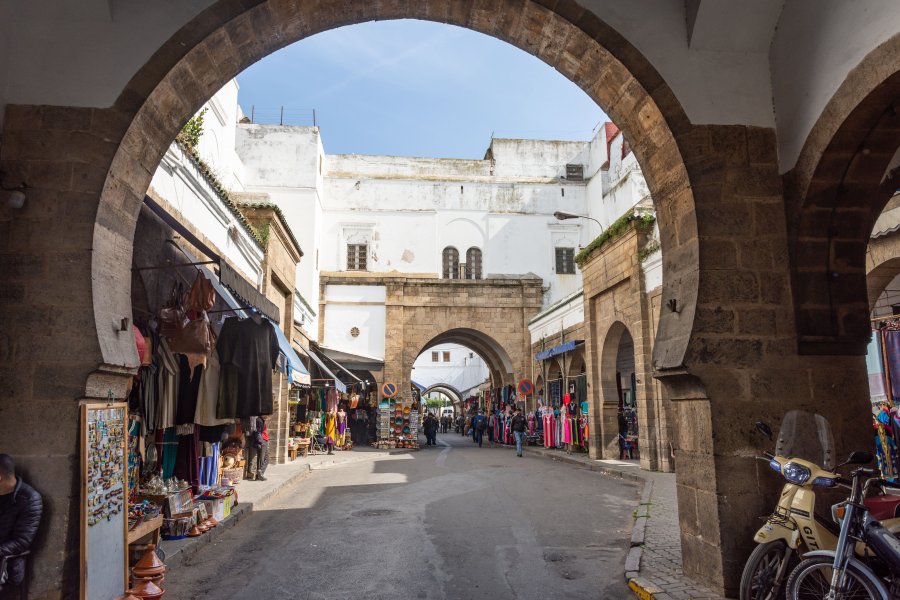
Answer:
[[3, 0, 794, 594], [423, 383, 465, 404]]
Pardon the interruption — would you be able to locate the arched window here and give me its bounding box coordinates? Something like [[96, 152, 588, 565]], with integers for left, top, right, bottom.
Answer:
[[442, 247, 459, 279], [466, 247, 482, 280]]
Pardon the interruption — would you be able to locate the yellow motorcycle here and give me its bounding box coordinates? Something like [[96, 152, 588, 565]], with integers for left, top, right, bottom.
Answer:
[[740, 411, 900, 600]]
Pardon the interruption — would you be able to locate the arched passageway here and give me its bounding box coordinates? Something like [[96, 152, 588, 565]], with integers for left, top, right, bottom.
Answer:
[[8, 2, 899, 595]]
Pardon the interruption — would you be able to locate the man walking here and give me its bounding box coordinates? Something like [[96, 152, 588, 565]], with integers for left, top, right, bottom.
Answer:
[[472, 411, 488, 448], [423, 413, 438, 446], [0, 454, 42, 592], [510, 408, 527, 457]]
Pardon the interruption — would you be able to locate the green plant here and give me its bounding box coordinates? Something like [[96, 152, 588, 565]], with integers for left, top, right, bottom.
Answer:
[[638, 240, 661, 263], [574, 211, 656, 265], [177, 108, 208, 151]]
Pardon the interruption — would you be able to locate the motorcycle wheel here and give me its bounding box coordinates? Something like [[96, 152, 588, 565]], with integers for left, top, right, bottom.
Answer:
[[739, 540, 793, 600], [786, 556, 883, 600]]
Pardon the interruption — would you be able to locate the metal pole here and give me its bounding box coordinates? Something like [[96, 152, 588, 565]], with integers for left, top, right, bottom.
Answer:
[[313, 109, 317, 127], [251, 106, 255, 123], [280, 106, 284, 125]]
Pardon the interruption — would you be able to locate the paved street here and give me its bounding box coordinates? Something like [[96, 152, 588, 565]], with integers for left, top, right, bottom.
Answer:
[[166, 434, 638, 600]]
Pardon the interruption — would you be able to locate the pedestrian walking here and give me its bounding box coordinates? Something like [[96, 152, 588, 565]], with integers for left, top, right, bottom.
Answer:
[[487, 412, 496, 446], [423, 413, 438, 446], [510, 408, 527, 457], [472, 411, 487, 448]]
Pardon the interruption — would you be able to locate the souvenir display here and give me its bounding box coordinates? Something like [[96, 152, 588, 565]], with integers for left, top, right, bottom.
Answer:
[[87, 407, 127, 526]]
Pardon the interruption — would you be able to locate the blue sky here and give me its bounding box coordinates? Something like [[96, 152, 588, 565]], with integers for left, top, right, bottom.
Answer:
[[236, 20, 608, 159]]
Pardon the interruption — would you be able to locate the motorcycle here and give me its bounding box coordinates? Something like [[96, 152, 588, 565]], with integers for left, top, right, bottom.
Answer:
[[786, 463, 900, 599], [740, 411, 900, 600]]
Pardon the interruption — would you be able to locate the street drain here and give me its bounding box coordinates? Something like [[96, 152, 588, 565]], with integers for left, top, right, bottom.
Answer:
[[353, 509, 398, 518]]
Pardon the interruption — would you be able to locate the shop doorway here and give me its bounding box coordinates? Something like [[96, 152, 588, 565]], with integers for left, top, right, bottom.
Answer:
[[599, 322, 639, 461]]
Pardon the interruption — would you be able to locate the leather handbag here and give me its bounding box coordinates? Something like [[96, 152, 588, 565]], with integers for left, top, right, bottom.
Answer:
[[168, 312, 212, 355], [159, 282, 186, 339], [186, 271, 216, 312]]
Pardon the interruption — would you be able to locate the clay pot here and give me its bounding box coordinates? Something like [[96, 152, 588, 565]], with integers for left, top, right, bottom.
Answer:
[[196, 521, 209, 532], [132, 545, 166, 578], [127, 577, 165, 599], [116, 595, 142, 600], [187, 525, 202, 537]]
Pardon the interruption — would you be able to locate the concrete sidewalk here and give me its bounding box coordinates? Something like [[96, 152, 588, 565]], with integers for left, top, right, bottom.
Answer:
[[159, 447, 393, 565], [521, 444, 727, 600]]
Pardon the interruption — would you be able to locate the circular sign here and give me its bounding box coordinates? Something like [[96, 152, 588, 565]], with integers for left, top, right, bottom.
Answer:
[[382, 382, 398, 398], [517, 379, 534, 396]]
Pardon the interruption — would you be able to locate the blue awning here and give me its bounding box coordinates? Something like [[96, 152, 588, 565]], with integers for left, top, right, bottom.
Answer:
[[269, 319, 310, 386], [411, 380, 426, 392], [534, 340, 583, 361]]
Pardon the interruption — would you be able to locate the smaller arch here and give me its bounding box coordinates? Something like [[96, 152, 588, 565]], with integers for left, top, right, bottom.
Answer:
[[466, 247, 483, 280], [423, 383, 464, 404], [442, 246, 460, 279], [419, 327, 514, 386], [867, 256, 900, 311]]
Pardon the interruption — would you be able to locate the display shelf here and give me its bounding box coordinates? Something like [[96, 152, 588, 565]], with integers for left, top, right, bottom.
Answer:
[[128, 515, 163, 544]]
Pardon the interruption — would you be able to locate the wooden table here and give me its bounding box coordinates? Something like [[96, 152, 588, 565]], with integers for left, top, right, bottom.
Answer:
[[289, 440, 310, 460], [127, 514, 163, 545]]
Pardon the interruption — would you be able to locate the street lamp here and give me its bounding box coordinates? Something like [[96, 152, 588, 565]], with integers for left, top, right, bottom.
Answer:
[[553, 211, 603, 232]]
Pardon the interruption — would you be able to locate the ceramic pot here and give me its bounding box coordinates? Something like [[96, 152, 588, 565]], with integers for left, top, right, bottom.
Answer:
[[187, 525, 202, 537], [127, 577, 165, 599], [132, 545, 166, 578]]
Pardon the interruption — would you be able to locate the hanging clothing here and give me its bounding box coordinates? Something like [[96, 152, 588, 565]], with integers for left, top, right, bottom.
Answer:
[[325, 412, 338, 444], [176, 356, 203, 426], [216, 317, 279, 419], [195, 351, 231, 427], [156, 338, 180, 430]]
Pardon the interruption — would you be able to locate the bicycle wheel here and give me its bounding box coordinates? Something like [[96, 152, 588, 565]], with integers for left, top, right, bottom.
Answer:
[[739, 540, 793, 600], [787, 556, 884, 600]]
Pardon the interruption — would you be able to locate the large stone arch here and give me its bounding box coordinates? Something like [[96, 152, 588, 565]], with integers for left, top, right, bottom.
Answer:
[[1, 0, 808, 594], [785, 32, 900, 353]]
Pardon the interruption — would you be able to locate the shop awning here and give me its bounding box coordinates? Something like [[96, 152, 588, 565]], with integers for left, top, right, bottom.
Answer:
[[411, 380, 426, 392], [270, 319, 311, 386], [317, 345, 384, 372], [296, 345, 347, 393], [144, 195, 280, 323], [311, 345, 364, 384], [534, 340, 584, 361]]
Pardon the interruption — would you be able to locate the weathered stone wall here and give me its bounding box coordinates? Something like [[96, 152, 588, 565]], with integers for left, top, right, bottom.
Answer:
[[579, 222, 669, 471]]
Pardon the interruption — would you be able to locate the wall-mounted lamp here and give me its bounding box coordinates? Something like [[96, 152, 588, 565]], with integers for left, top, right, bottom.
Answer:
[[553, 211, 603, 232], [0, 171, 28, 209]]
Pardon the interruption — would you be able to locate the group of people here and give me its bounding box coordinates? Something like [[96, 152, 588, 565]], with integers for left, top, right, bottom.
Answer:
[[454, 409, 528, 456]]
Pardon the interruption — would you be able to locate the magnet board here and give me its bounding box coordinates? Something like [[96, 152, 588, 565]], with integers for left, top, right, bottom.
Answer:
[[80, 402, 128, 600]]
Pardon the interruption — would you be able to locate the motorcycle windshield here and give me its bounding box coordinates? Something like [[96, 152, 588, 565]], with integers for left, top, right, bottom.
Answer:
[[774, 410, 835, 470]]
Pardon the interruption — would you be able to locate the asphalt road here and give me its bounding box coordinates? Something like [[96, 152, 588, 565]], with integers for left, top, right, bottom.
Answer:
[[165, 433, 638, 600]]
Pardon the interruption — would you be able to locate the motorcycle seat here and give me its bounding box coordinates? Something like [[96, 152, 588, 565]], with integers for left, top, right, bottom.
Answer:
[[864, 493, 900, 521]]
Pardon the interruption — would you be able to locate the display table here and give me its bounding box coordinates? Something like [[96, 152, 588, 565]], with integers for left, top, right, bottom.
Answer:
[[128, 514, 163, 544], [289, 439, 310, 461]]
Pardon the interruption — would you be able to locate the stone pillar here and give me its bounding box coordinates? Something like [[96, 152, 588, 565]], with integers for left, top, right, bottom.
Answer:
[[0, 105, 137, 598], [662, 125, 872, 593]]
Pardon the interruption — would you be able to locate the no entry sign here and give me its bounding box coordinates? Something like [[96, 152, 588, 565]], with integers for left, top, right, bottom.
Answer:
[[517, 379, 534, 396], [381, 382, 398, 398]]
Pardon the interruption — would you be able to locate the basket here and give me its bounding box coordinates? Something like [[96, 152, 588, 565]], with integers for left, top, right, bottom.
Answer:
[[222, 467, 243, 484]]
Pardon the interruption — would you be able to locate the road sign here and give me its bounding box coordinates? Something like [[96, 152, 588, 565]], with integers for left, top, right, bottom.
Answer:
[[381, 382, 398, 398], [517, 378, 534, 396]]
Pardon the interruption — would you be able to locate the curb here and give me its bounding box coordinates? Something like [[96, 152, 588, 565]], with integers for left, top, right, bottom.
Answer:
[[522, 446, 657, 596]]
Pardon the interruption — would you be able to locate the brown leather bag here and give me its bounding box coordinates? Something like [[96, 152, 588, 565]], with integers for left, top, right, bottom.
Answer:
[[186, 271, 216, 312], [159, 282, 186, 339], [168, 313, 212, 355]]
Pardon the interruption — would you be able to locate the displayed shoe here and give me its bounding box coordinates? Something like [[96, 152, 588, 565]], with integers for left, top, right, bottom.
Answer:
[[256, 475, 267, 481]]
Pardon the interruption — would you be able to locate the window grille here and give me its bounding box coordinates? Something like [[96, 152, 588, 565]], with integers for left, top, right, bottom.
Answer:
[[431, 351, 439, 362], [466, 247, 482, 280], [555, 247, 575, 274], [347, 243, 367, 271], [442, 247, 459, 279]]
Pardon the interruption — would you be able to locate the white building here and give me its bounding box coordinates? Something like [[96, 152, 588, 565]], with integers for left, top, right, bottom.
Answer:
[[152, 82, 660, 384]]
